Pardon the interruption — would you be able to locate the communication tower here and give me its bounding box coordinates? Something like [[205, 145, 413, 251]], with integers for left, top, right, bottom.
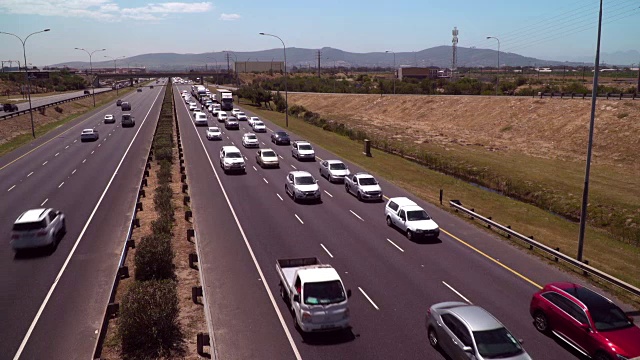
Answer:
[[452, 27, 459, 78]]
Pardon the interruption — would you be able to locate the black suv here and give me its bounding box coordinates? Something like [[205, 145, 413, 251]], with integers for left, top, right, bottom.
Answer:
[[271, 131, 291, 145], [3, 103, 19, 112], [116, 99, 122, 106]]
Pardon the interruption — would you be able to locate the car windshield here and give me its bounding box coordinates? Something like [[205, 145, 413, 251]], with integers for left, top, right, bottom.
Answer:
[[254, 121, 264, 126], [13, 219, 47, 231], [473, 328, 524, 358], [591, 304, 633, 331], [82, 130, 93, 134], [238, 113, 245, 116], [226, 152, 242, 159], [299, 144, 313, 151], [209, 128, 219, 132], [246, 135, 257, 140], [359, 177, 378, 185], [329, 163, 346, 170], [407, 210, 430, 221], [303, 280, 346, 305], [262, 150, 276, 157], [295, 176, 315, 185], [276, 132, 288, 137]]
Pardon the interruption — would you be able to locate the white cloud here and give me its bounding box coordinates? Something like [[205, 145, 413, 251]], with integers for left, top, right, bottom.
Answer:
[[219, 13, 240, 21], [0, 1, 213, 21]]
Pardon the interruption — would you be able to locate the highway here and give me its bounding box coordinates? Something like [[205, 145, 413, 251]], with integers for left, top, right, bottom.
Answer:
[[0, 81, 166, 359], [1, 87, 113, 115], [174, 83, 620, 359]]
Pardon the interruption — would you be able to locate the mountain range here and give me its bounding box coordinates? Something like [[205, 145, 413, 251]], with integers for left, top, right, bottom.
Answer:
[[53, 46, 639, 70]]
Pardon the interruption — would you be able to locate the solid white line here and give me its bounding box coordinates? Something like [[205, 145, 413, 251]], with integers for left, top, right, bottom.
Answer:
[[290, 164, 296, 170], [55, 152, 59, 157], [295, 214, 304, 224], [263, 178, 268, 184], [350, 210, 364, 221], [42, 161, 47, 166], [324, 190, 333, 198], [58, 182, 64, 188], [277, 193, 283, 201], [442, 281, 473, 304], [40, 198, 48, 206], [82, 159, 86, 163], [11, 87, 164, 360], [320, 244, 334, 258], [27, 172, 33, 177], [183, 100, 303, 360], [358, 287, 380, 310], [386, 238, 405, 252], [8, 185, 16, 192], [71, 169, 77, 175]]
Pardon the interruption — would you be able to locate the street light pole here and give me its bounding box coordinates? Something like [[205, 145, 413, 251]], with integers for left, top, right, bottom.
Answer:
[[104, 55, 125, 95], [75, 47, 106, 106], [486, 36, 500, 96], [0, 28, 50, 138], [385, 50, 396, 94], [260, 32, 288, 128]]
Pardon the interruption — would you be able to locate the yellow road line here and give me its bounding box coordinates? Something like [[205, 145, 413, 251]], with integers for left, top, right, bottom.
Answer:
[[441, 228, 543, 289]]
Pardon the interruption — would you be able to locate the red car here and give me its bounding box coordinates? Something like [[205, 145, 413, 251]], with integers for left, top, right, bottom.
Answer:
[[530, 282, 640, 360]]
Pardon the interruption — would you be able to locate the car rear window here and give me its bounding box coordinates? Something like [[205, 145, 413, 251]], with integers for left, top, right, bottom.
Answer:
[[13, 219, 47, 231], [262, 150, 276, 157], [299, 145, 312, 150], [329, 163, 346, 170]]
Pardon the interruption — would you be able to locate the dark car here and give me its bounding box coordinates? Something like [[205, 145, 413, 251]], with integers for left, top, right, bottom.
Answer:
[[136, 88, 142, 92], [116, 99, 123, 106], [530, 282, 640, 360], [224, 117, 239, 130], [150, 85, 154, 89], [84, 90, 90, 95], [121, 102, 131, 111], [271, 131, 291, 145], [3, 103, 18, 112]]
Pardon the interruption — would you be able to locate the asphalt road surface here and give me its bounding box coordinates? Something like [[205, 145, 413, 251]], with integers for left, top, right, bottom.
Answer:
[[175, 84, 629, 360], [0, 81, 167, 359]]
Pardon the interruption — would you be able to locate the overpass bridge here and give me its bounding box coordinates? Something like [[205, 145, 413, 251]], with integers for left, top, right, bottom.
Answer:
[[94, 71, 231, 86]]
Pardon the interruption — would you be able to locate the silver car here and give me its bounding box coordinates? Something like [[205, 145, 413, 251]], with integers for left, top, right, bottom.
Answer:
[[11, 208, 66, 251], [319, 160, 350, 183], [426, 302, 531, 360]]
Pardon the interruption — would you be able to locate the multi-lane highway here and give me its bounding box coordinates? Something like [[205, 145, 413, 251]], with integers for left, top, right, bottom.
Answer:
[[0, 82, 166, 359], [174, 83, 625, 359], [1, 88, 113, 115]]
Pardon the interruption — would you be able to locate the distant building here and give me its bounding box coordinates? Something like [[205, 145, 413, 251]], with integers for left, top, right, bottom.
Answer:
[[234, 61, 284, 73], [397, 67, 439, 80]]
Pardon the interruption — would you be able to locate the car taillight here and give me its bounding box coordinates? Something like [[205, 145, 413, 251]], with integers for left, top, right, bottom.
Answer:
[[36, 230, 47, 237]]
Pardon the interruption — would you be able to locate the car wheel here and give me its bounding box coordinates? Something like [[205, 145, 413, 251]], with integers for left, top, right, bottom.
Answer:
[[428, 327, 439, 349], [61, 219, 67, 236], [593, 352, 611, 360], [357, 191, 363, 201], [533, 311, 550, 334], [345, 183, 350, 193], [407, 230, 414, 241], [386, 216, 392, 227], [328, 174, 334, 183]]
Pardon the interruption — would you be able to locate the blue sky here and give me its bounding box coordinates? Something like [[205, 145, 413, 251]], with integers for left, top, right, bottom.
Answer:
[[0, 0, 638, 66]]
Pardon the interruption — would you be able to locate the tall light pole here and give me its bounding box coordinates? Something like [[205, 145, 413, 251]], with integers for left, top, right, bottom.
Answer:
[[385, 50, 396, 94], [104, 55, 125, 95], [223, 50, 238, 86], [577, 0, 604, 262], [486, 36, 500, 96], [75, 47, 106, 106], [260, 32, 288, 127], [0, 28, 50, 138]]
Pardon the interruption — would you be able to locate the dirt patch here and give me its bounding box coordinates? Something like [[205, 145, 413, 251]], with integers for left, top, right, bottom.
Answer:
[[287, 94, 640, 170]]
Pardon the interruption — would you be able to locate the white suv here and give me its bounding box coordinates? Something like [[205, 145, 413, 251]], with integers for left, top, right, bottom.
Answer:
[[242, 133, 260, 148], [217, 112, 228, 122], [193, 111, 208, 126], [11, 208, 66, 251], [292, 140, 315, 161], [285, 171, 321, 203], [219, 146, 246, 173], [384, 197, 439, 240]]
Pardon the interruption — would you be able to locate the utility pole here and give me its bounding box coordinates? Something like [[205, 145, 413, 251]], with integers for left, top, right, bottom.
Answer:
[[226, 53, 230, 74], [317, 49, 321, 78], [452, 27, 458, 79], [637, 59, 640, 92]]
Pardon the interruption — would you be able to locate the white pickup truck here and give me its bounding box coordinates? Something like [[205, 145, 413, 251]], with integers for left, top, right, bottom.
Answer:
[[276, 257, 351, 333]]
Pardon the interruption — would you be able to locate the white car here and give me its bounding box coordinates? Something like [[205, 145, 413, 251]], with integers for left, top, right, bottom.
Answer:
[[193, 111, 208, 126], [189, 102, 198, 111], [252, 120, 266, 132], [385, 197, 440, 240], [248, 116, 260, 126], [219, 146, 246, 173], [231, 108, 242, 116], [11, 208, 66, 251], [256, 148, 279, 168], [242, 133, 260, 148], [292, 140, 315, 161], [236, 112, 248, 121], [211, 105, 221, 116], [206, 126, 222, 140], [319, 159, 351, 183], [217, 112, 228, 122], [345, 173, 383, 201], [104, 114, 115, 124], [285, 171, 321, 203], [81, 129, 99, 142]]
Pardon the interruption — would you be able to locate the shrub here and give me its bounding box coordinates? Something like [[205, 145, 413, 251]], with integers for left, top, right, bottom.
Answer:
[[151, 215, 173, 236], [119, 280, 182, 359], [54, 106, 63, 113], [155, 147, 173, 162], [135, 233, 175, 281], [154, 184, 174, 219], [157, 161, 172, 184]]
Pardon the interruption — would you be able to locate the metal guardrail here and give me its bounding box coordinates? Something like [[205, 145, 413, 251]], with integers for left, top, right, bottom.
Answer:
[[0, 89, 115, 121], [449, 200, 640, 297], [536, 92, 638, 100]]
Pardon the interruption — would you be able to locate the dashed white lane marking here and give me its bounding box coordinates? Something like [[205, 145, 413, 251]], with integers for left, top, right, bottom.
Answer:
[[72, 169, 77, 175], [8, 185, 16, 192], [42, 161, 48, 166], [65, 145, 69, 149], [244, 156, 248, 160], [91, 151, 95, 154], [253, 166, 257, 171], [350, 210, 364, 221], [295, 214, 304, 224], [278, 155, 283, 159], [58, 182, 64, 188], [320, 244, 334, 258], [358, 287, 380, 310], [27, 172, 33, 177], [324, 190, 333, 198], [442, 281, 472, 304], [277, 193, 283, 201], [109, 133, 112, 136], [231, 141, 235, 145], [82, 159, 86, 163], [55, 152, 59, 157], [263, 178, 268, 184], [261, 142, 265, 145], [40, 198, 48, 206], [98, 144, 101, 147], [290, 164, 297, 170], [73, 140, 77, 143], [386, 238, 405, 252]]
